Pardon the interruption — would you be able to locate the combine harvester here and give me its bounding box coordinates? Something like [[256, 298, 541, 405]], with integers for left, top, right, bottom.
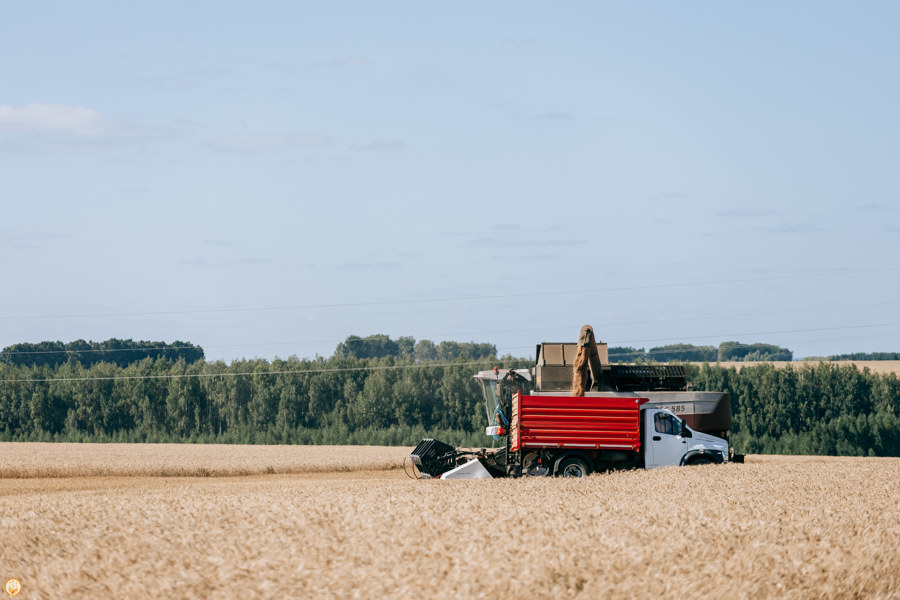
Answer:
[[411, 325, 739, 479]]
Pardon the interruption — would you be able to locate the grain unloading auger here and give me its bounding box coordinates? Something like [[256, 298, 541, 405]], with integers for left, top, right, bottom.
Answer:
[[409, 325, 738, 480]]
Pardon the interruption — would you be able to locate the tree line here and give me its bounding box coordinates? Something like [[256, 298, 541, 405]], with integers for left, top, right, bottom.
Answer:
[[0, 335, 897, 456], [0, 339, 204, 369], [608, 342, 793, 362], [0, 355, 507, 445], [0, 335, 517, 447], [692, 363, 900, 456], [816, 352, 900, 361], [332, 334, 496, 362]]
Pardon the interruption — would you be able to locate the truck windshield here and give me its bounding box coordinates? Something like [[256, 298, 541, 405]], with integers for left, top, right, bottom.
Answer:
[[478, 378, 502, 426]]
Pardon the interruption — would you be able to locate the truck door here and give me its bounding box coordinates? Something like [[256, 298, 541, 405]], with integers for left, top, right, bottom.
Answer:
[[645, 409, 688, 468]]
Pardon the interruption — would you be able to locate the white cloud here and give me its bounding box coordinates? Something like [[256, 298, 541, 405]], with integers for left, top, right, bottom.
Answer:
[[207, 133, 331, 153], [237, 257, 271, 264], [324, 57, 372, 69], [715, 208, 781, 218], [203, 238, 234, 247], [760, 222, 829, 234], [468, 236, 586, 249], [0, 229, 74, 249], [855, 203, 891, 213], [349, 140, 405, 151], [154, 67, 231, 91], [648, 193, 688, 203], [266, 57, 374, 73], [537, 112, 574, 121], [0, 103, 105, 136], [179, 258, 209, 266], [337, 261, 401, 270], [502, 38, 540, 48]]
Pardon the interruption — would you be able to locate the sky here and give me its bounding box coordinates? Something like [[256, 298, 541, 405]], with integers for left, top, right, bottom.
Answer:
[[1, 2, 899, 362]]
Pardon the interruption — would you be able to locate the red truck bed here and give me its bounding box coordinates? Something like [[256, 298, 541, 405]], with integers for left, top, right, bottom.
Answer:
[[510, 393, 648, 452]]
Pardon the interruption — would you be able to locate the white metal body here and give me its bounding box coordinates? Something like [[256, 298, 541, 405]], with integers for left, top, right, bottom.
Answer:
[[439, 458, 494, 479], [642, 408, 729, 469]]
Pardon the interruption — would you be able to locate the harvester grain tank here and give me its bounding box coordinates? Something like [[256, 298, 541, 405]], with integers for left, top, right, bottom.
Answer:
[[527, 336, 733, 442], [410, 326, 736, 479]]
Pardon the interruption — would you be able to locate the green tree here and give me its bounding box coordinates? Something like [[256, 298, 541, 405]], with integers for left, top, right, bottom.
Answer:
[[718, 342, 792, 361], [414, 340, 437, 362], [608, 346, 646, 362], [334, 335, 399, 359], [647, 344, 716, 362]]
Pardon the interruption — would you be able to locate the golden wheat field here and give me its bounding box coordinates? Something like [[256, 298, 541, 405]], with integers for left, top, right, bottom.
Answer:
[[1, 445, 899, 599], [693, 360, 900, 376], [0, 442, 410, 478]]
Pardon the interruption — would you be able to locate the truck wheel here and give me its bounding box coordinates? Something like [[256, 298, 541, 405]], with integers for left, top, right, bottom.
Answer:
[[557, 456, 591, 478], [689, 456, 714, 466]]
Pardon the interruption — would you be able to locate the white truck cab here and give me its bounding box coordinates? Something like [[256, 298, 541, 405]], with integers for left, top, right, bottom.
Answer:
[[643, 407, 729, 468]]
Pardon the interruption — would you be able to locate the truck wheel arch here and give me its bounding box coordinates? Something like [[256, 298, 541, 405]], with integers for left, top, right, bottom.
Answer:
[[553, 452, 594, 477], [680, 450, 723, 466]]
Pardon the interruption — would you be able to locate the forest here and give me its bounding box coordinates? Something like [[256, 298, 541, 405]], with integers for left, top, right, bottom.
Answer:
[[0, 339, 205, 369], [608, 342, 793, 362], [0, 336, 897, 455]]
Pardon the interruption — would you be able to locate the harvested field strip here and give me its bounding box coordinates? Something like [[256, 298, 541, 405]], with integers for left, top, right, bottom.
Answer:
[[691, 360, 900, 375], [0, 442, 411, 478], [0, 456, 898, 599]]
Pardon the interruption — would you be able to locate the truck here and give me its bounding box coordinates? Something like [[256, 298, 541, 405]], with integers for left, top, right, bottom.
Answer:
[[410, 326, 737, 479]]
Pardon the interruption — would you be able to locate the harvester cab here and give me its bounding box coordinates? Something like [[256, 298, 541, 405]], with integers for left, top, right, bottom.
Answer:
[[473, 367, 531, 438]]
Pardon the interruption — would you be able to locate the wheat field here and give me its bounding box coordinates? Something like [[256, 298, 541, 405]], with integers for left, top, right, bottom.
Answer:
[[0, 442, 410, 478], [1, 446, 899, 599], [692, 360, 900, 376]]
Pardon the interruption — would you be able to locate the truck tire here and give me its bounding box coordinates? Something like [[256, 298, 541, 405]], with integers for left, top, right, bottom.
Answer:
[[688, 456, 714, 466], [557, 456, 591, 478]]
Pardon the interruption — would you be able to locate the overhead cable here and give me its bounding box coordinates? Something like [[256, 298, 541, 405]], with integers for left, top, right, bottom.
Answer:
[[1, 266, 897, 321]]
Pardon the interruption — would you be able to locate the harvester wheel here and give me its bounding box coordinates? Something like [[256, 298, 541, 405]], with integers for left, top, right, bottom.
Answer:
[[557, 456, 591, 478]]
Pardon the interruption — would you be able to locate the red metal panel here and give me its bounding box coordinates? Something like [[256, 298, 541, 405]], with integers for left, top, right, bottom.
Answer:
[[513, 393, 648, 451], [511, 391, 522, 451]]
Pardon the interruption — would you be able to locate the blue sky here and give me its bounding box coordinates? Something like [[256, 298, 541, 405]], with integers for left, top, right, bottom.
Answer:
[[1, 2, 898, 361]]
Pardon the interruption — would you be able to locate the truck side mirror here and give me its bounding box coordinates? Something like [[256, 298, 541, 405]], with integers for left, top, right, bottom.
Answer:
[[680, 423, 692, 438]]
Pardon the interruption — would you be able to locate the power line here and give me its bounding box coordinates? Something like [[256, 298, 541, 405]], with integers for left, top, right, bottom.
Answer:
[[0, 360, 493, 384], [4, 334, 894, 384], [409, 300, 900, 341], [2, 266, 897, 321], [4, 323, 898, 384], [615, 322, 900, 345], [5, 299, 899, 357], [497, 322, 900, 355], [4, 320, 899, 384], [0, 345, 202, 357]]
